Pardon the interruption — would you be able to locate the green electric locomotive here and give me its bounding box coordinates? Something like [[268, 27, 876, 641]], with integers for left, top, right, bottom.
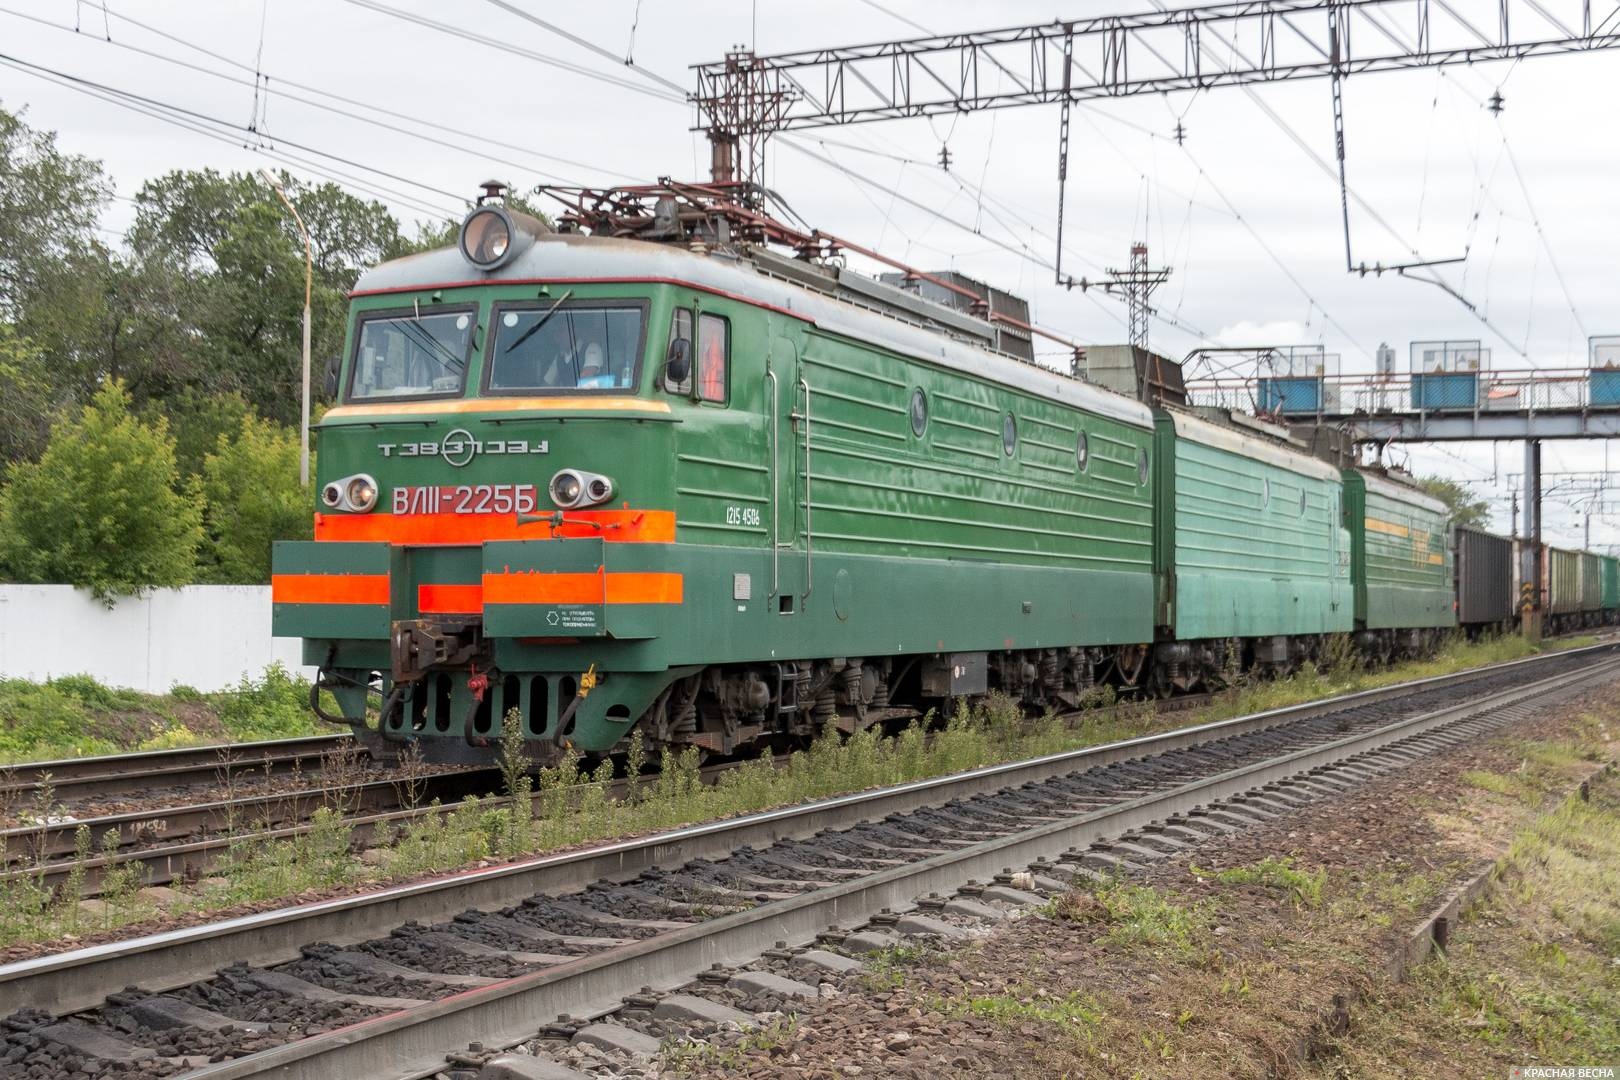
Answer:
[[273, 182, 1456, 763], [275, 184, 1165, 762]]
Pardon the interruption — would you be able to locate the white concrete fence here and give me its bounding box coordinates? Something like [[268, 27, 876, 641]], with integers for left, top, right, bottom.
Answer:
[[0, 585, 314, 694]]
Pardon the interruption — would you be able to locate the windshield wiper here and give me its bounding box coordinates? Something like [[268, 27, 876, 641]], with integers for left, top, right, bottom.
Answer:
[[395, 318, 467, 372], [503, 289, 574, 355]]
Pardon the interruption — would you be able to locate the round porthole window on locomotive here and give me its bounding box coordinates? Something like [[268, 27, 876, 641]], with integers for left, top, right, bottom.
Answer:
[[1002, 413, 1017, 456], [910, 387, 928, 436], [1299, 490, 1308, 515], [1137, 448, 1149, 485], [1076, 430, 1090, 471], [1262, 477, 1272, 509]]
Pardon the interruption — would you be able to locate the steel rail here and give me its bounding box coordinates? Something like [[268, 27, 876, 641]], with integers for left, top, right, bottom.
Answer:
[[2, 640, 1611, 1021], [176, 651, 1620, 1080]]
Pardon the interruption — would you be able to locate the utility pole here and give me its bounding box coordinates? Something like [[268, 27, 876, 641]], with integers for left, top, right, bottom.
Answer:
[[261, 169, 313, 488], [1057, 241, 1170, 350], [1123, 243, 1159, 352]]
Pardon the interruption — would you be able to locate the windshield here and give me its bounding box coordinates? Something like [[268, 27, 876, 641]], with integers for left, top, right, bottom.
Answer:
[[487, 303, 644, 392], [349, 310, 473, 400]]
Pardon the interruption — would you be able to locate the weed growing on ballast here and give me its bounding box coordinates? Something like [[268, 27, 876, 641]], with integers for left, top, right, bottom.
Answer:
[[1190, 855, 1327, 908]]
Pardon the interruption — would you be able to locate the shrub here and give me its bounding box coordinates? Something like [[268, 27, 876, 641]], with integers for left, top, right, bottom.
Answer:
[[197, 414, 312, 583], [211, 663, 322, 741], [0, 381, 201, 601]]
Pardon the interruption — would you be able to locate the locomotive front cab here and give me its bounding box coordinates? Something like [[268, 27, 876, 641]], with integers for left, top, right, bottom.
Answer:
[[272, 204, 732, 762]]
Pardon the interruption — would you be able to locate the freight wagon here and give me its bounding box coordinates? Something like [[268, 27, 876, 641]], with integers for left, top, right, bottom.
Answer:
[[1455, 526, 1515, 635], [1543, 547, 1618, 632]]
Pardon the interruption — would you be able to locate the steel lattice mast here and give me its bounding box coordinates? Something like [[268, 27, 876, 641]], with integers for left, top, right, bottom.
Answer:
[[694, 0, 1619, 140], [692, 0, 1620, 287]]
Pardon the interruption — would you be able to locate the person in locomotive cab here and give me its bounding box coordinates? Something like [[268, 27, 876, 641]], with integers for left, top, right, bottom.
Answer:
[[576, 341, 616, 389], [701, 325, 725, 400]]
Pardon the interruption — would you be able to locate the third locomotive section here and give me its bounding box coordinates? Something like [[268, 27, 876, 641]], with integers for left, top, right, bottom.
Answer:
[[273, 197, 1468, 768]]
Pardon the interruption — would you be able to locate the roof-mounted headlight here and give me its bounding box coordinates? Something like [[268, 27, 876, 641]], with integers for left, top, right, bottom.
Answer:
[[460, 206, 515, 270]]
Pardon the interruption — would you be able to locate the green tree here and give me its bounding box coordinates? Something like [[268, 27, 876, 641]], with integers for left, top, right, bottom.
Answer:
[[0, 105, 110, 322], [0, 324, 55, 463], [125, 168, 407, 423], [0, 381, 202, 601], [0, 104, 118, 433], [197, 415, 312, 583], [1419, 475, 1490, 530], [148, 388, 255, 481]]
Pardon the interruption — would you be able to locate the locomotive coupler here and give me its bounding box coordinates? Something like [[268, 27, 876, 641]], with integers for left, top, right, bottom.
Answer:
[[391, 617, 484, 684]]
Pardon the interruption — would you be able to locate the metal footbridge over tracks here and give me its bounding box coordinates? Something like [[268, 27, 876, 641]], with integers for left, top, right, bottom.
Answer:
[[1185, 337, 1620, 443]]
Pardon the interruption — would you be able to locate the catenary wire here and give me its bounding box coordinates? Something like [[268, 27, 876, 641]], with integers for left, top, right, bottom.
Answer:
[[2, 5, 641, 183]]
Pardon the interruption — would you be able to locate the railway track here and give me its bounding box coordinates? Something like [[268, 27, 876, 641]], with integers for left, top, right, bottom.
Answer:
[[0, 754, 783, 899], [0, 735, 353, 806], [0, 644, 1569, 899], [0, 770, 500, 892], [0, 642, 1612, 1078]]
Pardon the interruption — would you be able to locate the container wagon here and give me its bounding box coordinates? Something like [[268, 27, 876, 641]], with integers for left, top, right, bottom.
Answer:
[[1454, 526, 1514, 636], [1341, 469, 1456, 660]]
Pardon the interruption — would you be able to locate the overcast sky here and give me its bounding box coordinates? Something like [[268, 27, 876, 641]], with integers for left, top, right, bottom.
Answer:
[[3, 0, 1617, 548]]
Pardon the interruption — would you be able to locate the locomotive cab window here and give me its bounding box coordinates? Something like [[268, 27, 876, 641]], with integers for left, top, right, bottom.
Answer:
[[665, 308, 728, 403], [348, 308, 474, 401], [486, 300, 645, 392]]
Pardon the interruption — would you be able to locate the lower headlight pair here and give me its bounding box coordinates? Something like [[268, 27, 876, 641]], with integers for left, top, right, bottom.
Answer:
[[322, 473, 378, 513], [549, 469, 614, 510]]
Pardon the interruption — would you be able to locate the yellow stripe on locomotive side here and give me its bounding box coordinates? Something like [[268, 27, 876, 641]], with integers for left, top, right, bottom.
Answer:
[[1364, 517, 1411, 538], [324, 397, 672, 419]]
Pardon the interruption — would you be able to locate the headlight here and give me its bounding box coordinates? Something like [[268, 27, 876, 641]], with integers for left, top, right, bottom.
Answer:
[[346, 475, 378, 513], [549, 470, 584, 509], [549, 469, 614, 510], [460, 206, 514, 269], [322, 473, 379, 513]]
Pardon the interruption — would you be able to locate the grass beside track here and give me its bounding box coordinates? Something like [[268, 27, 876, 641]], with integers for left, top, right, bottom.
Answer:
[[1312, 748, 1620, 1076], [0, 633, 1598, 952], [0, 663, 325, 764], [668, 702, 1615, 1078]]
